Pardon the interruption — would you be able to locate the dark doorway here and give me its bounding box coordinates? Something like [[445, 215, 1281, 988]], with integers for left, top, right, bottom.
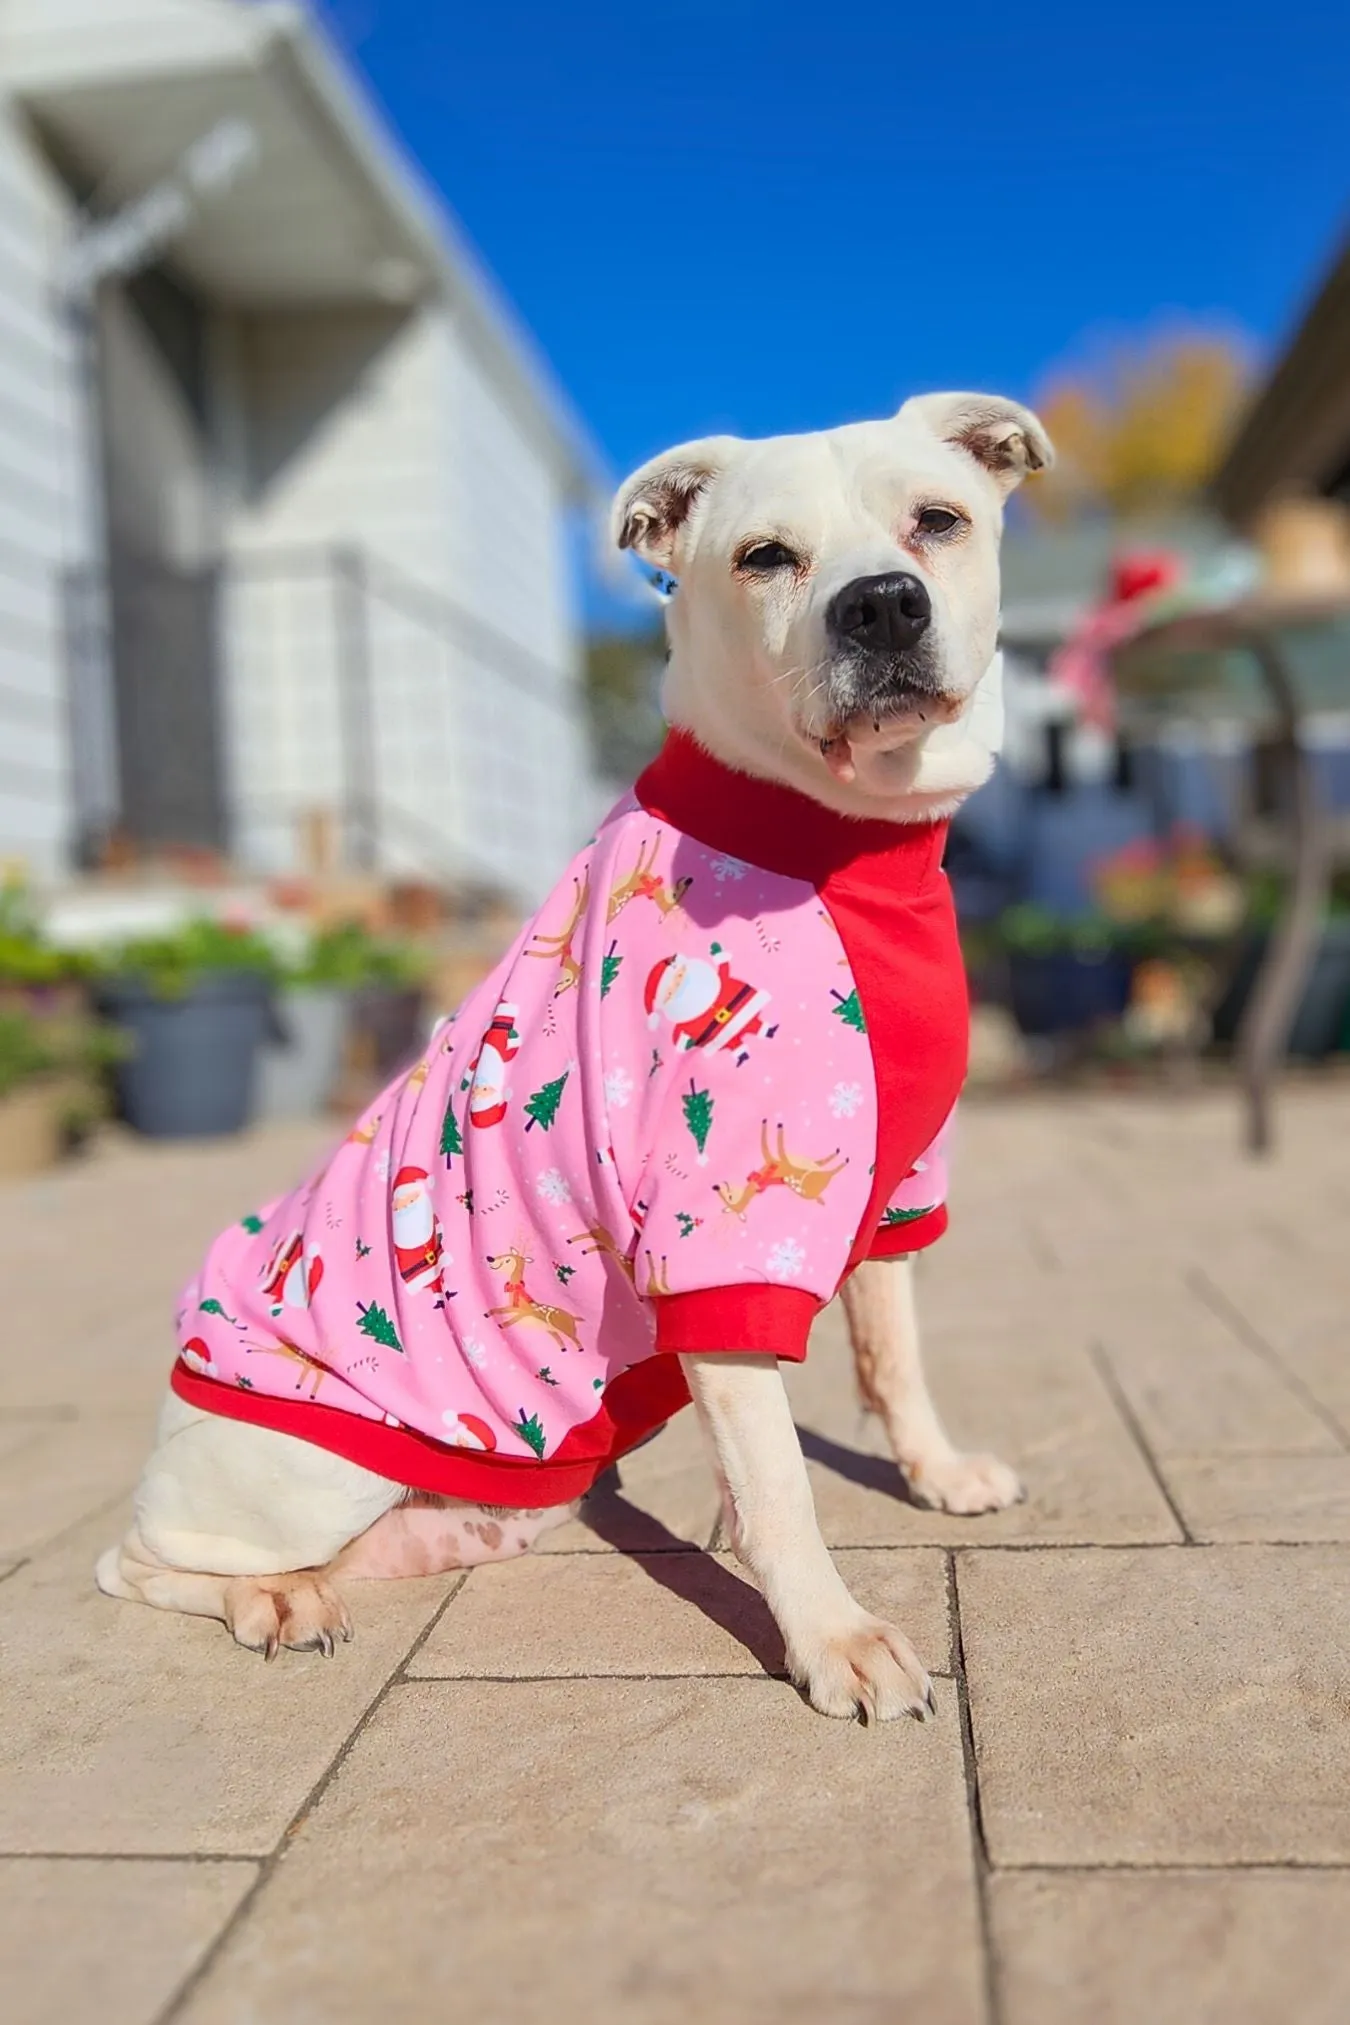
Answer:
[[97, 263, 226, 851]]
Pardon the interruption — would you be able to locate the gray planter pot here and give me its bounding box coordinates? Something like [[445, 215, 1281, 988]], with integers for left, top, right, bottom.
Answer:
[[101, 972, 270, 1139], [255, 985, 349, 1120]]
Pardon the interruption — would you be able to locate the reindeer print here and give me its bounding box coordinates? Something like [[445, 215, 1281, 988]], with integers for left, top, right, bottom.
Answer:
[[606, 836, 691, 924], [715, 1122, 850, 1219], [567, 1223, 636, 1283], [244, 1339, 330, 1398], [485, 1249, 584, 1352], [527, 873, 590, 998]]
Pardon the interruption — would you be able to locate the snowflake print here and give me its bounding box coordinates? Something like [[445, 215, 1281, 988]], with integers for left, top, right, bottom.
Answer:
[[604, 1065, 635, 1110], [461, 1336, 488, 1368], [535, 1168, 572, 1206], [765, 1238, 807, 1281], [710, 853, 748, 883], [374, 1148, 391, 1181], [829, 1080, 864, 1120]]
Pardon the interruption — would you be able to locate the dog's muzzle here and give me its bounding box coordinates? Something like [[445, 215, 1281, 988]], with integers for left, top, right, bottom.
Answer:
[[827, 572, 932, 658]]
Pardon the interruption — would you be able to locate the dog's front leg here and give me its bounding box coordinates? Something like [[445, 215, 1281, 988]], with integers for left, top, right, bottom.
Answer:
[[842, 1255, 1023, 1514], [681, 1351, 933, 1721]]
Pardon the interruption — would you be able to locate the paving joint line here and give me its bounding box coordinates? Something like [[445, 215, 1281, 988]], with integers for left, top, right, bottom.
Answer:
[[947, 1551, 1003, 2025], [1085, 1340, 1193, 1544], [1187, 1266, 1350, 1453], [152, 1570, 470, 2025]]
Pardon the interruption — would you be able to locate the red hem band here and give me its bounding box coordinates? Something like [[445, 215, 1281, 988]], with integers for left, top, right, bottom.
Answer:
[[652, 1284, 819, 1361], [170, 1355, 691, 1509]]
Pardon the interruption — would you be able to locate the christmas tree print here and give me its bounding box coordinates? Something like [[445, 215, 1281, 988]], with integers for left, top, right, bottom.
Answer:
[[439, 1098, 463, 1165], [356, 1301, 403, 1353], [831, 987, 867, 1033], [524, 1067, 570, 1132], [682, 1080, 714, 1165], [882, 1204, 931, 1226], [514, 1408, 547, 1458], [240, 1213, 264, 1235], [600, 943, 622, 999]]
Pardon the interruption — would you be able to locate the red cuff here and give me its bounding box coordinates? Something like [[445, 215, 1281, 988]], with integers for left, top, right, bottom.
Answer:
[[652, 1285, 820, 1362], [867, 1204, 948, 1259]]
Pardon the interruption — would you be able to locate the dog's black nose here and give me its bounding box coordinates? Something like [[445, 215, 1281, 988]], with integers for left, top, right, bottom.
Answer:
[[828, 572, 932, 654]]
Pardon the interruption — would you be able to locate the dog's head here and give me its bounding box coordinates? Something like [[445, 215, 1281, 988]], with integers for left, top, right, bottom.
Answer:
[[613, 393, 1052, 816]]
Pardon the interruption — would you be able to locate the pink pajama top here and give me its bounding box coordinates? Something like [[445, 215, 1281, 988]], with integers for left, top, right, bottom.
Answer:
[[171, 732, 968, 1506]]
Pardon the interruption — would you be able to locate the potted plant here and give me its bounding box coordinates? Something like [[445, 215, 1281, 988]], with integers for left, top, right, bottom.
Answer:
[[998, 904, 1137, 1038], [0, 878, 93, 1022], [0, 1007, 123, 1178], [96, 917, 279, 1138]]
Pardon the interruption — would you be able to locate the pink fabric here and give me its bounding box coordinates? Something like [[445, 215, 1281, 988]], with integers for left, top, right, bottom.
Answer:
[[176, 794, 952, 1472]]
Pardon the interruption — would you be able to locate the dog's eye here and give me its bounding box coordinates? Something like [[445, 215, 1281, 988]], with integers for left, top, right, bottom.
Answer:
[[914, 507, 963, 536], [737, 540, 800, 573]]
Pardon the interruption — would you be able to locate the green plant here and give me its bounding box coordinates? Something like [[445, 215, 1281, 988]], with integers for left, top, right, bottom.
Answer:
[[101, 918, 280, 1000], [0, 879, 90, 988], [0, 1010, 55, 1099], [996, 904, 1134, 959], [291, 922, 431, 991]]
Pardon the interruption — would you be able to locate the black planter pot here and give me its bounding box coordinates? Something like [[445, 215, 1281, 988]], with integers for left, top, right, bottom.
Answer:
[[100, 972, 271, 1138], [1008, 949, 1134, 1038]]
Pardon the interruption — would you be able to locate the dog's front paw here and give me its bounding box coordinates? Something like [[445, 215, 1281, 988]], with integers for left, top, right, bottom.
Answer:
[[223, 1572, 353, 1660], [906, 1449, 1024, 1515], [788, 1611, 935, 1723]]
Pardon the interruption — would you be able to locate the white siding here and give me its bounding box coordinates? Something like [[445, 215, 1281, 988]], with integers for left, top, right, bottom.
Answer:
[[221, 299, 592, 903], [0, 95, 86, 877]]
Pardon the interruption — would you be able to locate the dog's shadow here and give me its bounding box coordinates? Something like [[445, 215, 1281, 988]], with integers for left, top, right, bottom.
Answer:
[[573, 1427, 912, 1677], [794, 1424, 920, 1505]]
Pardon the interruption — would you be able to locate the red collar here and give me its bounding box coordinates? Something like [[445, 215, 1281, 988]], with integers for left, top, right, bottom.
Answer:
[[635, 730, 948, 894]]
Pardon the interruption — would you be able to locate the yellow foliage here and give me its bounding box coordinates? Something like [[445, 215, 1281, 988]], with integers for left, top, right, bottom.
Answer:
[[1027, 331, 1252, 523]]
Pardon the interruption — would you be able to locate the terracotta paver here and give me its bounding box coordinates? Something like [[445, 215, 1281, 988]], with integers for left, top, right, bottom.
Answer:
[[175, 1678, 984, 2025], [2, 1085, 1350, 2022], [0, 1858, 257, 2025], [958, 1544, 1350, 1865], [990, 1870, 1350, 2025]]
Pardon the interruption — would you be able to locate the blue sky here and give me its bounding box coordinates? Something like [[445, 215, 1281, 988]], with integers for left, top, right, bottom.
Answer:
[[318, 0, 1348, 489]]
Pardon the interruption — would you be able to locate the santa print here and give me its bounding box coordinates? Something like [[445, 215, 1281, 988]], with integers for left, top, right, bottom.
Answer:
[[644, 944, 770, 1058], [258, 1230, 324, 1319], [390, 1166, 447, 1296], [466, 1001, 520, 1130]]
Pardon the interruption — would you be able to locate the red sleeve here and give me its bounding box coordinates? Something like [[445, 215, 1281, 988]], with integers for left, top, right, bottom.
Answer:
[[652, 1285, 820, 1361]]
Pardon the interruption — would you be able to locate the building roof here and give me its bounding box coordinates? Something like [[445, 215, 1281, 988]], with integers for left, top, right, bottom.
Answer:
[[1211, 232, 1350, 525], [0, 0, 603, 500]]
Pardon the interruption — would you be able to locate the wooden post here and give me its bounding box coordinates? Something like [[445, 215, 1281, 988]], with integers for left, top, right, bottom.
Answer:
[[1234, 634, 1329, 1154]]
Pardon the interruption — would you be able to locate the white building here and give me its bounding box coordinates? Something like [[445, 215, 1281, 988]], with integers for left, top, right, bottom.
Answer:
[[0, 0, 600, 903]]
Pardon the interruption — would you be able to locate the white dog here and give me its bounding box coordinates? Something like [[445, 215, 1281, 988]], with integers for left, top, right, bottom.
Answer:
[[98, 391, 1051, 1721]]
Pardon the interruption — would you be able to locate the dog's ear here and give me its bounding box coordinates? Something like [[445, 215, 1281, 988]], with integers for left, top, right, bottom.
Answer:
[[901, 393, 1054, 499], [611, 437, 741, 573]]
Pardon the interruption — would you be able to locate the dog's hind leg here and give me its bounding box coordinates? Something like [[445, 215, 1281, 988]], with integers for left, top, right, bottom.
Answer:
[[96, 1392, 402, 1655], [841, 1255, 1024, 1514]]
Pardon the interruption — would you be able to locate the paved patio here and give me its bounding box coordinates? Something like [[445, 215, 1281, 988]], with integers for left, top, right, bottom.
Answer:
[[3, 1086, 1350, 2024]]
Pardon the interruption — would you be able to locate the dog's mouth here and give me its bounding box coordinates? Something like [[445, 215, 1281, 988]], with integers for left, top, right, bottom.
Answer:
[[812, 692, 964, 787]]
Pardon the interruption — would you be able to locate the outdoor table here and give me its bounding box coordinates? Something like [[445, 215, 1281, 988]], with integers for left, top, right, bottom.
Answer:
[[1110, 589, 1350, 1154]]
